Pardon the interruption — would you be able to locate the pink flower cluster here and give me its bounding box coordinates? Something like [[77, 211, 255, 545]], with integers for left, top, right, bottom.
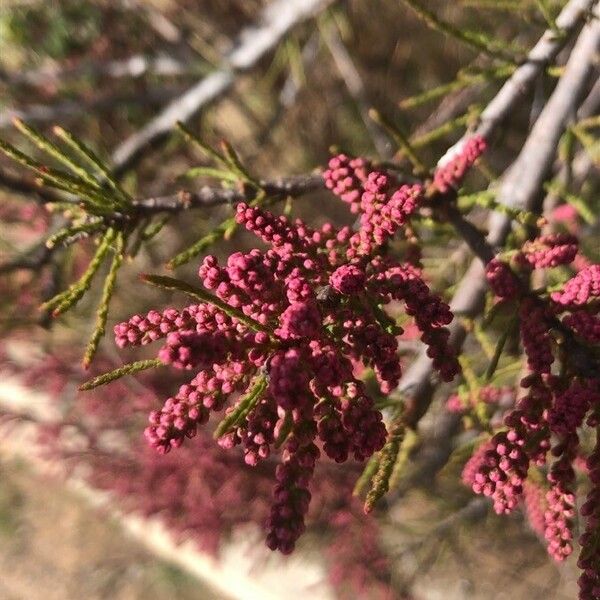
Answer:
[[471, 375, 551, 513], [461, 440, 494, 487], [115, 304, 237, 351], [145, 363, 250, 453], [266, 423, 319, 554], [433, 135, 487, 193], [551, 264, 600, 307], [349, 173, 422, 256], [548, 379, 600, 437], [113, 156, 461, 553], [516, 233, 578, 269], [218, 395, 278, 465], [485, 258, 521, 299], [323, 154, 371, 213], [519, 298, 554, 374], [544, 433, 578, 562], [579, 441, 600, 599], [20, 344, 394, 599], [544, 481, 575, 561], [563, 311, 600, 344]]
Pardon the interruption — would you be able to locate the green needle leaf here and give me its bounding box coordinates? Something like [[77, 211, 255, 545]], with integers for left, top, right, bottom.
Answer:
[[79, 358, 164, 390], [214, 375, 268, 438], [83, 231, 125, 367]]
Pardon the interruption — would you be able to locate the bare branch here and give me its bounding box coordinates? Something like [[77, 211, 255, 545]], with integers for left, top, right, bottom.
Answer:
[[475, 0, 596, 140], [132, 173, 324, 213], [0, 55, 196, 88], [111, 0, 336, 175]]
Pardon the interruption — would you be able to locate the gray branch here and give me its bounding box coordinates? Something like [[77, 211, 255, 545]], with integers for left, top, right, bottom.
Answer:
[[132, 173, 324, 213], [0, 55, 195, 88], [475, 0, 596, 140], [111, 0, 335, 175]]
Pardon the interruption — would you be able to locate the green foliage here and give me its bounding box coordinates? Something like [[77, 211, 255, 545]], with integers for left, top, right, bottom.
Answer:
[[0, 124, 133, 364], [79, 359, 164, 391], [400, 0, 523, 62], [0, 117, 279, 364], [4, 1, 102, 60], [213, 375, 268, 438], [458, 190, 539, 226], [400, 65, 515, 110], [364, 409, 406, 513], [42, 228, 117, 316], [369, 109, 428, 174], [83, 231, 125, 367], [167, 123, 265, 269], [167, 215, 237, 270], [0, 122, 130, 216], [485, 319, 519, 381], [353, 453, 382, 497]]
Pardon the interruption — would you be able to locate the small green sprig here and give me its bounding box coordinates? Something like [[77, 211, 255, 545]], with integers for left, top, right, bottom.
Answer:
[[167, 124, 267, 269], [363, 408, 406, 513], [353, 453, 382, 497], [45, 219, 105, 249], [79, 358, 164, 390], [458, 190, 539, 226], [485, 318, 519, 381], [42, 228, 117, 316], [0, 120, 130, 215], [83, 230, 125, 367], [0, 122, 139, 365], [369, 108, 428, 175], [400, 0, 523, 63], [214, 374, 268, 438]]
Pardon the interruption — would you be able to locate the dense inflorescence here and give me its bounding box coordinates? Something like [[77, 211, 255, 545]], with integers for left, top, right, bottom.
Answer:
[[461, 439, 494, 488], [433, 135, 487, 193], [1, 8, 599, 594], [485, 258, 522, 299], [519, 298, 555, 374], [548, 380, 600, 437], [323, 154, 371, 213], [551, 264, 600, 307], [563, 311, 600, 344], [111, 155, 463, 553], [470, 230, 600, 588], [4, 345, 393, 600], [516, 233, 579, 270], [544, 432, 578, 562], [579, 436, 600, 600]]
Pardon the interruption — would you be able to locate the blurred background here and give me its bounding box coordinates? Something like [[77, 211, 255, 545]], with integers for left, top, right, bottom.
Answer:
[[0, 1, 596, 598]]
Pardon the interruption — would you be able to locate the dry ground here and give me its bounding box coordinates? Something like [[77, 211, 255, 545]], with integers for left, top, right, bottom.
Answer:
[[0, 457, 229, 600]]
